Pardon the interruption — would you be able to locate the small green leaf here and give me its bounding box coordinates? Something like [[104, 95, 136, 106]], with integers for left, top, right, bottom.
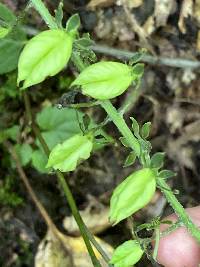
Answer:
[[129, 52, 144, 65], [150, 152, 165, 169], [141, 122, 151, 139], [6, 125, 20, 141], [15, 143, 33, 166], [0, 38, 24, 74], [55, 1, 64, 28], [110, 168, 156, 224], [46, 134, 93, 172], [119, 137, 130, 148], [0, 27, 10, 39], [123, 151, 136, 167], [66, 14, 80, 34], [75, 37, 94, 48], [110, 240, 144, 267], [0, 125, 20, 143], [130, 117, 140, 137], [36, 107, 85, 149], [32, 150, 48, 173], [159, 170, 176, 179], [18, 29, 73, 89], [132, 63, 144, 77], [71, 61, 135, 100], [0, 3, 16, 24]]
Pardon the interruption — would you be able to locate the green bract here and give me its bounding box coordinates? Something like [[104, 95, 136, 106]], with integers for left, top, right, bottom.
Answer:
[[71, 61, 140, 100], [46, 134, 93, 172], [110, 168, 156, 224], [18, 29, 73, 89], [110, 240, 143, 267]]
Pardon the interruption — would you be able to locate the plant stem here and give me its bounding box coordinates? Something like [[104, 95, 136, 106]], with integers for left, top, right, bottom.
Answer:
[[157, 178, 200, 243], [30, 0, 58, 29], [27, 0, 112, 265], [100, 99, 200, 243], [100, 100, 141, 157], [23, 92, 102, 267]]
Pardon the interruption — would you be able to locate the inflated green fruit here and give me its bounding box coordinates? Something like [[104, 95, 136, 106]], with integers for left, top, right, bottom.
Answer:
[[110, 168, 156, 224], [71, 61, 144, 100], [18, 29, 73, 89], [110, 240, 144, 267], [46, 134, 93, 172]]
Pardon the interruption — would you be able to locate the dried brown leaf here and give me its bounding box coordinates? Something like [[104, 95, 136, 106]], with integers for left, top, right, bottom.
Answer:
[[87, 0, 115, 10], [196, 30, 200, 51], [178, 0, 193, 34], [126, 0, 143, 9], [35, 229, 113, 267], [63, 206, 110, 235], [194, 0, 200, 25], [154, 0, 176, 27], [143, 15, 155, 36]]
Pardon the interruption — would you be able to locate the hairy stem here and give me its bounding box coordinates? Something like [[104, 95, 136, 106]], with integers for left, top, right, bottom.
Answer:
[[157, 178, 200, 242], [100, 100, 141, 157]]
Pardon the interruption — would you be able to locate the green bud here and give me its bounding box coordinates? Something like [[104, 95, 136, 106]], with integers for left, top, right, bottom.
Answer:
[[110, 168, 156, 225]]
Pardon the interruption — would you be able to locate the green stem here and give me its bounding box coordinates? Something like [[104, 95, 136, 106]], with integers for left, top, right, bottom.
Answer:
[[157, 178, 200, 243], [100, 100, 200, 243], [30, 0, 58, 29], [100, 100, 141, 157], [27, 1, 111, 265], [23, 91, 102, 267], [56, 171, 102, 267]]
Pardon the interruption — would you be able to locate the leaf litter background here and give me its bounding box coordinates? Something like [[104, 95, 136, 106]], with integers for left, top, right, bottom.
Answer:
[[0, 0, 200, 266]]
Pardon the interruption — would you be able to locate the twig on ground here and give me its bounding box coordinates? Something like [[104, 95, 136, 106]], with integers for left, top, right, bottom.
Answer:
[[5, 140, 74, 264], [91, 44, 200, 69]]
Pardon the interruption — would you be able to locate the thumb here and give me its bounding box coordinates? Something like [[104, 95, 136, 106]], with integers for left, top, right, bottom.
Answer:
[[156, 206, 200, 267]]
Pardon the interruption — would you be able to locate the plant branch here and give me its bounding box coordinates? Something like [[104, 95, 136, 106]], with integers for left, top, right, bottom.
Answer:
[[23, 91, 102, 267], [91, 44, 200, 69], [99, 99, 200, 243], [26, 0, 112, 264]]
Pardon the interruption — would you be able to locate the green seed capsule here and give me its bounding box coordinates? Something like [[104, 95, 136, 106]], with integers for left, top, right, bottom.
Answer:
[[109, 168, 156, 225], [110, 240, 144, 267], [71, 61, 139, 100]]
